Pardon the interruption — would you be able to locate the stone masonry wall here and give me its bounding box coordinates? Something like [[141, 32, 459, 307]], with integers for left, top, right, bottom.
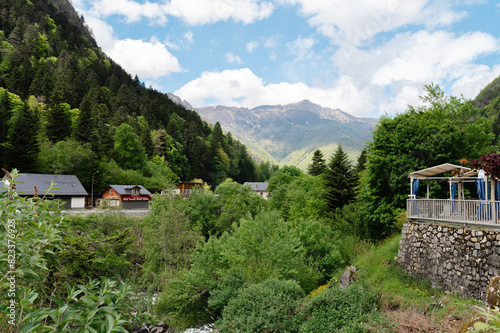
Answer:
[[398, 220, 500, 301]]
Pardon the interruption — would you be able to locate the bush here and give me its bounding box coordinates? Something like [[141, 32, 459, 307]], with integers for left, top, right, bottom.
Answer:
[[216, 278, 304, 333], [292, 217, 344, 284], [155, 209, 319, 329], [296, 283, 379, 333], [0, 170, 148, 332]]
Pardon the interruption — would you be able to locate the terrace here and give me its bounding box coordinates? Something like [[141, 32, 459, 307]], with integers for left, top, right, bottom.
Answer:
[[406, 163, 500, 226]]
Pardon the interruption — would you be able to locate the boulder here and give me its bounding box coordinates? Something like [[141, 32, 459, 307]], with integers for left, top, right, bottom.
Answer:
[[339, 266, 356, 289]]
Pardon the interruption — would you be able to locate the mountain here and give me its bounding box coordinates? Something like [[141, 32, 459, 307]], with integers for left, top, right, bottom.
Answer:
[[473, 75, 500, 140], [196, 100, 378, 169], [0, 0, 261, 189]]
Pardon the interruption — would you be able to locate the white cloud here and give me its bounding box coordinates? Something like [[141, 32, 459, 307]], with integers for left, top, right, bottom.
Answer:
[[165, 30, 194, 51], [164, 0, 274, 25], [174, 68, 375, 117], [83, 0, 274, 25], [246, 41, 260, 52], [278, 0, 465, 46], [175, 25, 500, 118], [225, 52, 243, 65], [367, 31, 498, 85], [285, 37, 315, 60], [89, 0, 167, 24], [184, 31, 194, 44], [450, 64, 500, 99], [108, 38, 182, 79], [83, 16, 182, 79], [328, 29, 500, 115]]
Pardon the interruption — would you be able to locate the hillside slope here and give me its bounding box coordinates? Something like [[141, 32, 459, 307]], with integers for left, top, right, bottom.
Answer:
[[0, 0, 260, 189], [196, 100, 377, 167]]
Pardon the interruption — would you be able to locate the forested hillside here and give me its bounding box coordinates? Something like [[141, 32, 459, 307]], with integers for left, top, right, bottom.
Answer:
[[473, 75, 500, 141], [3, 0, 500, 332], [0, 0, 269, 192]]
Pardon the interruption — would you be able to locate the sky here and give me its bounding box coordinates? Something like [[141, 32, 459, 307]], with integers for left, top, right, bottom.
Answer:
[[70, 0, 500, 118]]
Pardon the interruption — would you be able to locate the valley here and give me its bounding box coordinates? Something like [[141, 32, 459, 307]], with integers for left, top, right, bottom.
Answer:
[[195, 99, 378, 168]]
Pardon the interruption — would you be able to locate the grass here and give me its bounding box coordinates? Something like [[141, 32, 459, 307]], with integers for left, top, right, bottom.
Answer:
[[332, 234, 483, 332]]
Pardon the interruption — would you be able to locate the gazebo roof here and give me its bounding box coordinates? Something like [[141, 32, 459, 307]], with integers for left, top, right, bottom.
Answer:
[[409, 163, 478, 179]]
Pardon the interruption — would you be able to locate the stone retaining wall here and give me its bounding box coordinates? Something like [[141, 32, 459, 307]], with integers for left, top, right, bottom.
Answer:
[[398, 220, 500, 301]]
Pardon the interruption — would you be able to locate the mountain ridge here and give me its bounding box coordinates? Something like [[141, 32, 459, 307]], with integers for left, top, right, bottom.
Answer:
[[193, 99, 378, 168]]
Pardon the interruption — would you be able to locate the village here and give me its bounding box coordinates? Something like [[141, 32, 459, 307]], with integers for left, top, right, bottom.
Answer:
[[2, 173, 270, 211]]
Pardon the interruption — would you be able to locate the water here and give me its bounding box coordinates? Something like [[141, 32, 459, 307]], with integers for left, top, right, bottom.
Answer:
[[183, 325, 214, 333]]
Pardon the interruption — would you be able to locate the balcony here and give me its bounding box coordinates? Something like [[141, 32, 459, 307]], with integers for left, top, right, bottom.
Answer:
[[406, 163, 500, 227], [407, 198, 500, 225]]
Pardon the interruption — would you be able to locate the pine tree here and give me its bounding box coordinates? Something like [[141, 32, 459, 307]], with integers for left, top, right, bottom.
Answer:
[[7, 102, 39, 172], [0, 89, 11, 166], [307, 149, 327, 176], [46, 88, 71, 142], [355, 147, 368, 174], [324, 145, 356, 212], [113, 123, 147, 170], [211, 121, 225, 152]]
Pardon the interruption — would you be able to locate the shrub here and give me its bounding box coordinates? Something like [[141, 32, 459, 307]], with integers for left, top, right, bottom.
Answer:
[[296, 282, 379, 333], [0, 170, 147, 332], [216, 278, 304, 333]]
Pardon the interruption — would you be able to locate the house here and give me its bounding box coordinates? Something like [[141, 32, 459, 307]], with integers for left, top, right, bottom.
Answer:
[[244, 182, 270, 199], [2, 173, 88, 209], [161, 181, 203, 198], [99, 185, 152, 209]]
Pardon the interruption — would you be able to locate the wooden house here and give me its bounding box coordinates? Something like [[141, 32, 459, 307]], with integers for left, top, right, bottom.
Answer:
[[99, 185, 151, 209]]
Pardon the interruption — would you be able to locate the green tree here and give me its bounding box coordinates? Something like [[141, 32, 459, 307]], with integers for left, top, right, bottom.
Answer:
[[213, 179, 267, 234], [37, 139, 96, 189], [113, 123, 147, 170], [324, 145, 356, 212], [296, 283, 378, 332], [46, 88, 72, 142], [211, 121, 226, 152], [360, 85, 495, 239], [0, 89, 12, 165], [142, 194, 202, 291], [355, 147, 368, 174], [155, 210, 318, 329], [7, 102, 39, 172], [307, 149, 327, 176], [269, 173, 328, 222], [268, 166, 304, 219]]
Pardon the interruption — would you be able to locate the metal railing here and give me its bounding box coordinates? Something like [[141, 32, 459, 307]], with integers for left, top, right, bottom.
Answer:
[[407, 199, 500, 225]]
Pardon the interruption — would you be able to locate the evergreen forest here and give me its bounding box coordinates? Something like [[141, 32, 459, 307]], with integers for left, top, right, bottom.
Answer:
[[3, 0, 500, 332], [0, 0, 272, 193]]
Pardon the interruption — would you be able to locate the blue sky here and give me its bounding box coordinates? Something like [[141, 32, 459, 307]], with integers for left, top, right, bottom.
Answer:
[[71, 0, 500, 118]]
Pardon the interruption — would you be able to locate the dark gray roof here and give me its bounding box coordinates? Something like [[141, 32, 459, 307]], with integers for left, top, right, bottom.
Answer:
[[107, 185, 152, 196], [244, 182, 269, 191], [3, 174, 88, 196]]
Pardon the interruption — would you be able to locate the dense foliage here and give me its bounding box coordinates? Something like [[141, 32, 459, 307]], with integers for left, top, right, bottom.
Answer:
[[3, 80, 497, 331], [0, 171, 152, 332], [359, 85, 495, 239], [0, 0, 269, 191], [3, 0, 500, 332]]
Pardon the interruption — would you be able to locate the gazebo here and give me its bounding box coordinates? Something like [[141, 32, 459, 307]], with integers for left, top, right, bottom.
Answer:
[[407, 163, 500, 225]]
